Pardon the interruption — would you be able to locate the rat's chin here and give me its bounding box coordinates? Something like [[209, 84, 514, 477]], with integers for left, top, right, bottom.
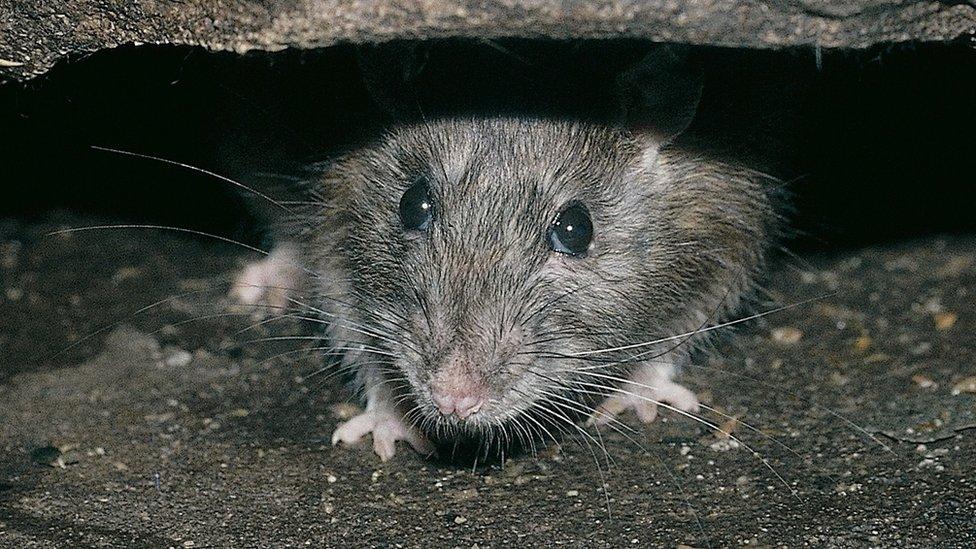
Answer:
[[416, 397, 578, 458], [405, 388, 527, 437], [429, 395, 554, 439]]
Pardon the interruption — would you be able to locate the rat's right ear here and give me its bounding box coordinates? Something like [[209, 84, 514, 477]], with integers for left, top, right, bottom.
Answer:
[[616, 46, 703, 161]]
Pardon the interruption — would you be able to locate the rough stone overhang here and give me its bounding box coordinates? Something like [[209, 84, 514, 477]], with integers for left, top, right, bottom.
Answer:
[[2, 0, 975, 82]]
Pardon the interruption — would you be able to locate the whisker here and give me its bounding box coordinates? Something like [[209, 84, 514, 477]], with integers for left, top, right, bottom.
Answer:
[[569, 294, 834, 358], [562, 378, 800, 500], [568, 369, 805, 461], [91, 146, 294, 214], [47, 285, 231, 361], [680, 360, 895, 454], [45, 224, 328, 286], [47, 224, 271, 256]]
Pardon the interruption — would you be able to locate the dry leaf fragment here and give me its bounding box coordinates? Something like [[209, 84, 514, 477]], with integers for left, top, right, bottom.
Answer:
[[713, 415, 742, 440], [934, 312, 958, 330], [911, 374, 937, 389]]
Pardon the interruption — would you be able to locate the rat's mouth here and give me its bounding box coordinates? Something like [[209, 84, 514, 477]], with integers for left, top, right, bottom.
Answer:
[[413, 397, 599, 461], [389, 348, 605, 450], [405, 379, 600, 451]]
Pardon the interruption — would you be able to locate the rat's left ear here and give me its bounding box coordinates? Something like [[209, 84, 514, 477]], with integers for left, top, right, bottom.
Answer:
[[616, 46, 704, 163]]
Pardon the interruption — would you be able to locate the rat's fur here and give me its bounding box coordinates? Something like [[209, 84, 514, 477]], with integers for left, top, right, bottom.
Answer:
[[224, 46, 792, 460], [284, 116, 779, 459]]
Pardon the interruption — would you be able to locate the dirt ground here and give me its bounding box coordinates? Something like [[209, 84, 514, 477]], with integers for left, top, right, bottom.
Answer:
[[1, 213, 974, 548]]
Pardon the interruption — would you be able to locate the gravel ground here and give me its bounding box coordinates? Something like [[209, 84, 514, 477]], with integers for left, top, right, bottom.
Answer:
[[1, 213, 974, 548]]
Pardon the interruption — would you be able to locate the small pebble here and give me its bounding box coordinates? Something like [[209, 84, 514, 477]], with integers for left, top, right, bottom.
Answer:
[[951, 376, 976, 395], [922, 296, 944, 314], [771, 327, 802, 345], [163, 348, 192, 368], [566, 490, 579, 497], [911, 341, 932, 356], [709, 438, 741, 452], [934, 312, 957, 330], [911, 374, 937, 389], [454, 516, 467, 524], [111, 266, 142, 283], [0, 240, 21, 268]]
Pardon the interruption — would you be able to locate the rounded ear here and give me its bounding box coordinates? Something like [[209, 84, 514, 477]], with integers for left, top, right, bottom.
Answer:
[[616, 46, 704, 154]]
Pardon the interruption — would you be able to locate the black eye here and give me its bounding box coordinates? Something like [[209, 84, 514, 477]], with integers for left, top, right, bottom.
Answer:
[[399, 180, 434, 231], [549, 202, 593, 256]]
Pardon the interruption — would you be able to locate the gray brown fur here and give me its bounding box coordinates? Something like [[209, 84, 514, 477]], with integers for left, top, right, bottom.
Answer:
[[295, 117, 779, 442]]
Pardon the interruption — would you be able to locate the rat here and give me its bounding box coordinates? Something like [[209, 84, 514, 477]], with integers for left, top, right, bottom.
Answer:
[[229, 48, 781, 461]]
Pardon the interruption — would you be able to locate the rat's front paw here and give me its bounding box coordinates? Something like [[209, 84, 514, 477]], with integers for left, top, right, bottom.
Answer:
[[589, 377, 700, 426], [228, 244, 301, 314], [331, 408, 433, 461]]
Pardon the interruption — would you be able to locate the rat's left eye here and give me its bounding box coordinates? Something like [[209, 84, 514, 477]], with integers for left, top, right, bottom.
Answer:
[[549, 202, 593, 256], [399, 180, 434, 231]]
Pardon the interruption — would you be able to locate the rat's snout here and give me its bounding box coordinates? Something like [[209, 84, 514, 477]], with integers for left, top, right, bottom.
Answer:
[[431, 385, 484, 419], [429, 356, 486, 420]]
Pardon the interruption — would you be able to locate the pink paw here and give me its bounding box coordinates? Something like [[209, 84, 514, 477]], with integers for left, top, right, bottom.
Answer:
[[331, 408, 433, 461], [589, 378, 700, 426], [229, 244, 301, 313]]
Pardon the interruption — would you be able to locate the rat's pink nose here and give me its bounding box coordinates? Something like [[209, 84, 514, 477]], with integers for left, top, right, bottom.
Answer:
[[431, 387, 485, 419]]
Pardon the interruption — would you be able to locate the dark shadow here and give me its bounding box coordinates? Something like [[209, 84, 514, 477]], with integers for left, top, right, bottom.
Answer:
[[1, 40, 972, 248]]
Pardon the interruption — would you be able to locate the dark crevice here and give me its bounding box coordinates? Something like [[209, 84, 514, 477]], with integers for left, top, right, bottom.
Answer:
[[0, 40, 972, 249]]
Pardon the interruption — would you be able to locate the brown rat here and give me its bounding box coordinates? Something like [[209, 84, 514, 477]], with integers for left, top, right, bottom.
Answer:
[[232, 50, 782, 461]]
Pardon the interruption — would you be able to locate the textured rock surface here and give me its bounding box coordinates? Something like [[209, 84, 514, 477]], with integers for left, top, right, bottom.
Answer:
[[1, 215, 974, 546], [2, 0, 975, 81]]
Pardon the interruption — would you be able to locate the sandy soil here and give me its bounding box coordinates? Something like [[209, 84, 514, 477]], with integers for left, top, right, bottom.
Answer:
[[1, 213, 974, 547]]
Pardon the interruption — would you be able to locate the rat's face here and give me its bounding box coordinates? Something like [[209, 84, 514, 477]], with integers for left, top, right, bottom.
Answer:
[[310, 118, 765, 441]]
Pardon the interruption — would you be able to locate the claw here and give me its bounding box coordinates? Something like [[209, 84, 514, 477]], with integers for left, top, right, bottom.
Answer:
[[588, 366, 699, 426], [332, 408, 433, 461]]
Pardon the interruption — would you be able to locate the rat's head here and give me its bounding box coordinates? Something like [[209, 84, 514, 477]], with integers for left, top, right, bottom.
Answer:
[[307, 50, 772, 444]]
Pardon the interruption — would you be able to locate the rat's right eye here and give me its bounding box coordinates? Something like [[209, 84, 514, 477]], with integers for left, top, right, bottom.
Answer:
[[549, 202, 593, 256], [399, 180, 434, 231]]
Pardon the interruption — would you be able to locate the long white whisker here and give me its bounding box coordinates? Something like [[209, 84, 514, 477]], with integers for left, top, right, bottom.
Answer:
[[569, 295, 833, 358], [564, 378, 799, 500], [565, 369, 805, 461], [90, 145, 294, 213]]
